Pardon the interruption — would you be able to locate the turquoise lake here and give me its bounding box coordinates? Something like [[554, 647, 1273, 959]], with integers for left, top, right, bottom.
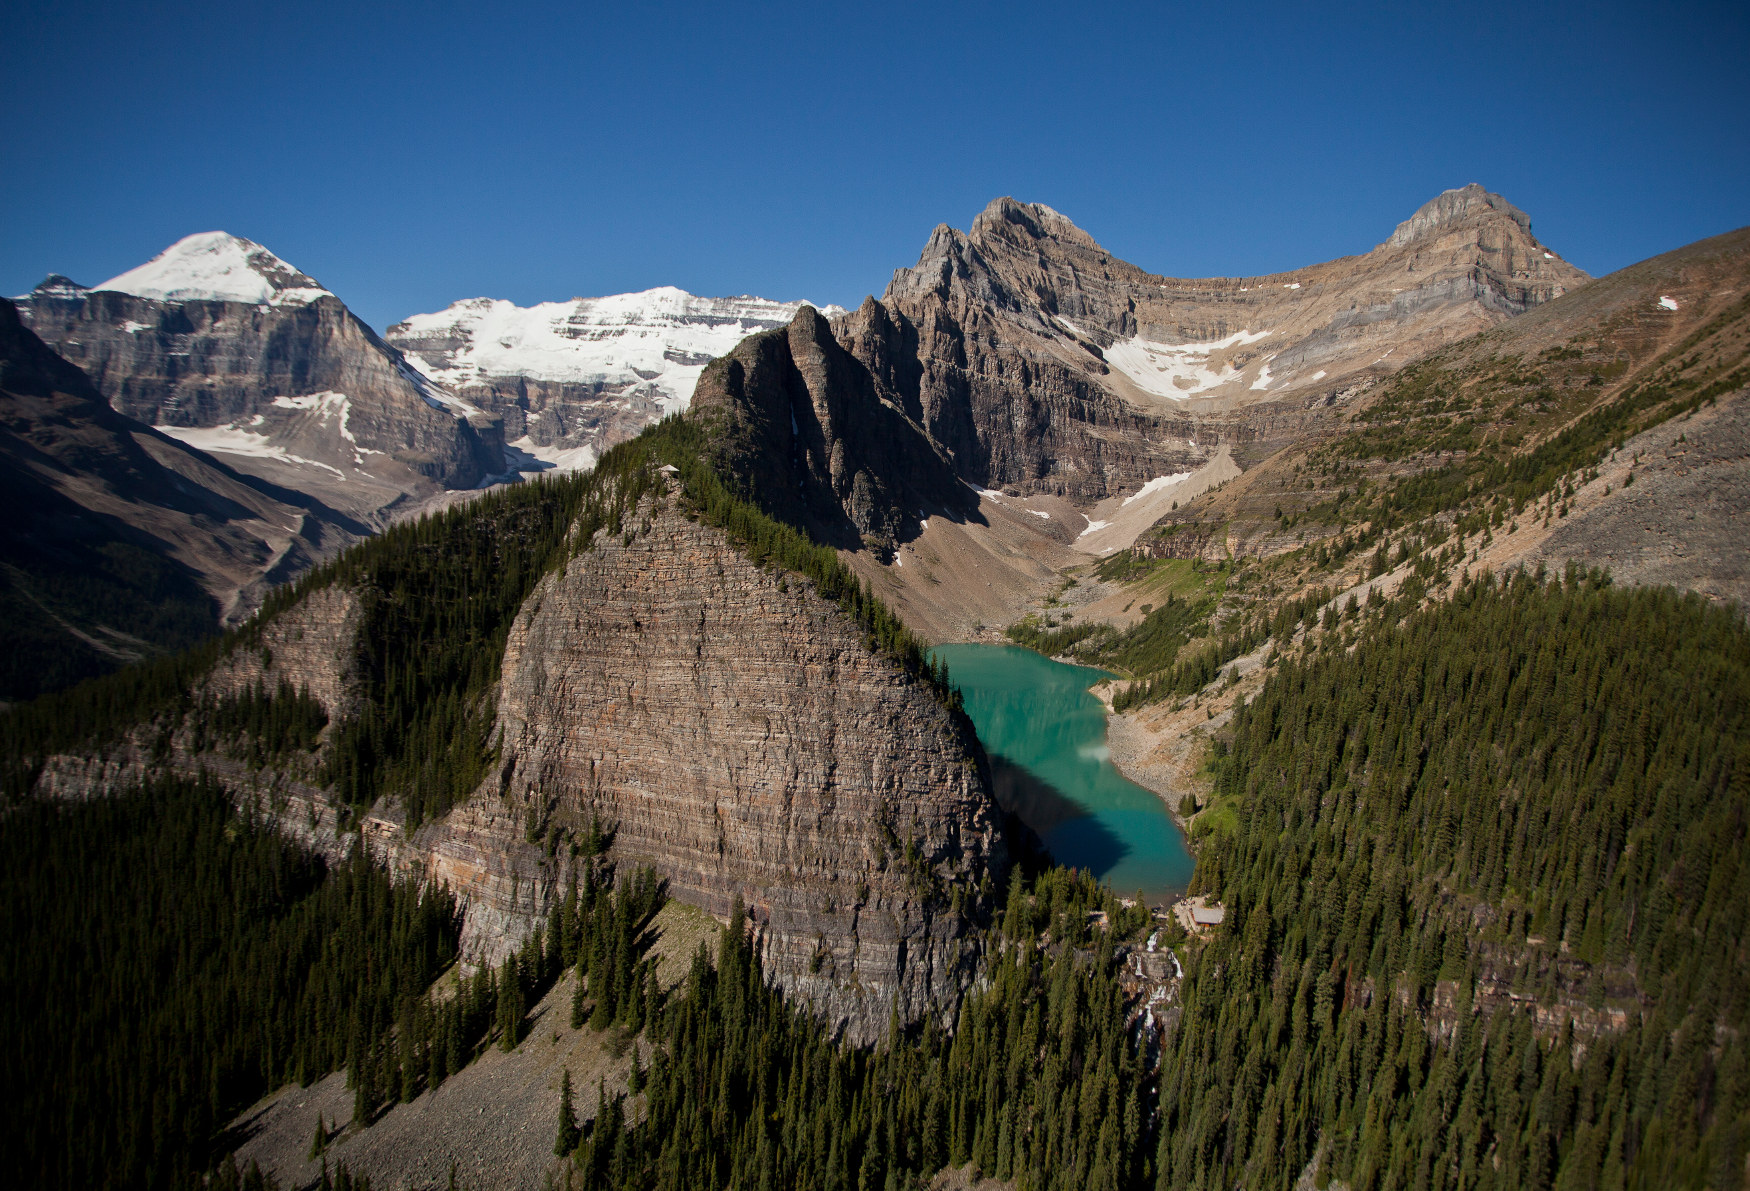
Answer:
[[931, 643, 1194, 903]]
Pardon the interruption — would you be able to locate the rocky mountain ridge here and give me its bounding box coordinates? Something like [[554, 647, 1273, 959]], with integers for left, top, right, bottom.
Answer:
[[665, 186, 1588, 642], [388, 287, 844, 474], [14, 233, 505, 524], [689, 304, 974, 552], [1130, 225, 1750, 583], [26, 461, 1007, 1043], [0, 299, 361, 701], [834, 185, 1586, 504]]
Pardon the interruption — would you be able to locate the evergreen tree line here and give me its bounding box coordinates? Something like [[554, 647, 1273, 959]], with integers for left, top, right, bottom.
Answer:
[[1003, 560, 1241, 701], [344, 858, 664, 1127], [1152, 569, 1749, 1190], [1003, 613, 1110, 660], [0, 776, 460, 1191], [1110, 612, 1268, 713], [3, 409, 968, 823], [1002, 582, 1220, 679], [186, 678, 329, 768], [562, 866, 1160, 1191], [313, 472, 597, 827], [1330, 331, 1746, 537]]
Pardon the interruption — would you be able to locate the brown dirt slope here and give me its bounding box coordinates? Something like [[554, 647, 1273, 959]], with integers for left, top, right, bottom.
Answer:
[[1128, 226, 1750, 593]]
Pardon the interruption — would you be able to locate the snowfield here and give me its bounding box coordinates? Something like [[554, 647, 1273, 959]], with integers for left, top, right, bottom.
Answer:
[[1103, 329, 1272, 399], [155, 422, 345, 477], [504, 436, 600, 475], [96, 232, 332, 305], [391, 287, 845, 417], [1122, 473, 1194, 506]]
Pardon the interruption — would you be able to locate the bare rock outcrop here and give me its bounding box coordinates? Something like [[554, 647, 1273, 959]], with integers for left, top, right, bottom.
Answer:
[[204, 585, 365, 718], [491, 494, 1007, 1040], [829, 188, 1587, 503], [31, 484, 1008, 1044], [690, 305, 976, 551]]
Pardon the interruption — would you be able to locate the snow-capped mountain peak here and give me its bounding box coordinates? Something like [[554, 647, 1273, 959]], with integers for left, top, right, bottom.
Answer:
[[93, 231, 333, 306], [389, 287, 844, 414], [386, 286, 844, 475]]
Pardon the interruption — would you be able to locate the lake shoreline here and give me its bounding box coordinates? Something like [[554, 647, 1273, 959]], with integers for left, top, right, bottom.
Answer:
[[1104, 712, 1196, 842], [1002, 645, 1204, 857], [1086, 675, 1240, 866], [932, 642, 1193, 900]]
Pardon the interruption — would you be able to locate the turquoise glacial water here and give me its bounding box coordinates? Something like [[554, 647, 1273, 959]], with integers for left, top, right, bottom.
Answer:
[[931, 643, 1194, 903]]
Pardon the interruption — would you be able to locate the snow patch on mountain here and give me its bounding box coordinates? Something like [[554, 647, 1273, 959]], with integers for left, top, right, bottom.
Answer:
[[390, 287, 845, 414], [504, 436, 599, 475], [1122, 472, 1194, 506], [272, 391, 356, 443], [155, 421, 345, 477], [96, 232, 332, 305], [1104, 329, 1272, 400]]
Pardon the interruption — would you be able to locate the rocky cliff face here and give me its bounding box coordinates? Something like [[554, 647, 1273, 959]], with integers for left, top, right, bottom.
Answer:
[[690, 305, 975, 551], [492, 490, 1006, 1039], [33, 479, 1007, 1043], [387, 288, 841, 475], [830, 187, 1588, 502], [0, 298, 363, 700], [203, 585, 365, 718], [14, 233, 504, 523]]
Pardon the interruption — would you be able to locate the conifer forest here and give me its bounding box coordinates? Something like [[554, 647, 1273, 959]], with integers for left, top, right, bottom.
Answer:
[[3, 215, 1748, 1191]]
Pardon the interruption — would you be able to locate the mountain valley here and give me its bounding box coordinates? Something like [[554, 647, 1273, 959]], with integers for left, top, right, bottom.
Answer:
[[3, 187, 1747, 1191]]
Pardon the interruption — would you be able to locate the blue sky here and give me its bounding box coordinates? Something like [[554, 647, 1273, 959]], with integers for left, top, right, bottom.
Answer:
[[4, 0, 1746, 332]]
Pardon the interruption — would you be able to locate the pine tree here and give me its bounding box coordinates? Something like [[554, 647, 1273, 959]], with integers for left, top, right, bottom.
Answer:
[[498, 956, 524, 1051], [556, 1068, 581, 1156]]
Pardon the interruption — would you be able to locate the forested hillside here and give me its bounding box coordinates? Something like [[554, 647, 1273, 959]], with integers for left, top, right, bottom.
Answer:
[[558, 868, 1159, 1191], [1158, 570, 1749, 1190], [0, 777, 459, 1190]]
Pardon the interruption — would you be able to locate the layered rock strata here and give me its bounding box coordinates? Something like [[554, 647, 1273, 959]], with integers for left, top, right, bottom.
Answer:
[[33, 483, 1007, 1043], [0, 299, 364, 697], [492, 491, 1007, 1040], [15, 235, 504, 522], [824, 187, 1588, 503]]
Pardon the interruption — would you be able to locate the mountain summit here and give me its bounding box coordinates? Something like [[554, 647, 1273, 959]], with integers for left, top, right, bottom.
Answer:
[[92, 231, 333, 305], [15, 233, 503, 524], [847, 186, 1589, 505], [1386, 182, 1534, 248]]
